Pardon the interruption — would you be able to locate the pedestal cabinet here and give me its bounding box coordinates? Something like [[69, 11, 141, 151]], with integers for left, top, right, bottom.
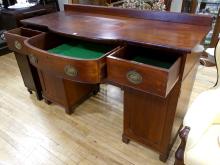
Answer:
[[5, 4, 212, 162]]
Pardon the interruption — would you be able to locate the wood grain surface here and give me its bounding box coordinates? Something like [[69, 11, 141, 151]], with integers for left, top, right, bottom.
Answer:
[[0, 53, 216, 165], [4, 4, 213, 163], [21, 4, 212, 53]]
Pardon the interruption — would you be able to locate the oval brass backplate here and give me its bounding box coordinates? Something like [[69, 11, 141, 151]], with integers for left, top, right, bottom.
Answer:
[[29, 54, 38, 64], [64, 65, 78, 77], [14, 40, 22, 50], [126, 70, 143, 85]]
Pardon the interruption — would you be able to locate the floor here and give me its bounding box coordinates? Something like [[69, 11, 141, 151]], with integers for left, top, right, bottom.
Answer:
[[0, 53, 217, 165]]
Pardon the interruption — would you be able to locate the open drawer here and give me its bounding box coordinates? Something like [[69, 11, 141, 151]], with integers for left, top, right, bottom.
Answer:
[[4, 27, 43, 54], [107, 46, 181, 97], [25, 33, 120, 83]]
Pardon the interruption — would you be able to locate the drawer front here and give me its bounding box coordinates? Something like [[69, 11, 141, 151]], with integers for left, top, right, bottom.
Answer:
[[28, 48, 105, 84], [4, 28, 43, 54], [107, 50, 181, 97], [5, 32, 28, 54], [25, 33, 121, 84]]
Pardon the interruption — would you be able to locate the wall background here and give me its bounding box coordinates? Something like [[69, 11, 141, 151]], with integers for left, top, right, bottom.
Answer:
[[58, 0, 183, 12], [170, 0, 183, 12]]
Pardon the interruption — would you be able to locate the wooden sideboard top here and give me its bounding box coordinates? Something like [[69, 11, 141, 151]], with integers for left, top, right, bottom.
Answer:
[[21, 4, 212, 53]]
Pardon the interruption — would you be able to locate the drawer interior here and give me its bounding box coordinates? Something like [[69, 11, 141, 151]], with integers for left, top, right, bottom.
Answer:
[[48, 42, 114, 59], [8, 27, 42, 38], [29, 33, 117, 60], [114, 46, 180, 69]]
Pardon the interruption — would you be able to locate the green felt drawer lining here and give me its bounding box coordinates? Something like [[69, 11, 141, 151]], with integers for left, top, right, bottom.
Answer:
[[48, 43, 113, 59], [48, 43, 174, 68], [131, 55, 174, 69]]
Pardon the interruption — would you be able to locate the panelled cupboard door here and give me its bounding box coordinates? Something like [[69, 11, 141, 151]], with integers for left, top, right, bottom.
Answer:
[[124, 89, 167, 148]]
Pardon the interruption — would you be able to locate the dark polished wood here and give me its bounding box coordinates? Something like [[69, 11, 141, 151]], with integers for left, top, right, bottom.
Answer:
[[4, 4, 212, 162], [5, 28, 42, 54], [21, 4, 212, 53], [15, 52, 42, 100], [4, 28, 43, 100], [0, 4, 58, 99], [25, 33, 120, 84], [0, 5, 51, 30], [37, 70, 99, 114], [0, 3, 57, 55], [63, 4, 211, 26], [25, 32, 118, 114], [107, 46, 181, 97], [123, 81, 181, 161]]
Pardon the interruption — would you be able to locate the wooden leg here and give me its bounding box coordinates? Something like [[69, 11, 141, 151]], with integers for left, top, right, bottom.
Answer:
[[62, 80, 99, 114], [92, 84, 100, 95], [65, 106, 74, 115], [27, 89, 33, 94], [122, 135, 130, 144], [35, 92, 43, 101], [27, 88, 43, 101], [159, 153, 169, 162], [44, 99, 52, 105]]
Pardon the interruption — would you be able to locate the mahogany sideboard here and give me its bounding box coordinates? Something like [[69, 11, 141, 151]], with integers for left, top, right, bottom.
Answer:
[[4, 4, 212, 162]]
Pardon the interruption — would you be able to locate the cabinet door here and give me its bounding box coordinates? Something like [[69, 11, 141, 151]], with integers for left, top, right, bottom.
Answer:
[[123, 89, 167, 147]]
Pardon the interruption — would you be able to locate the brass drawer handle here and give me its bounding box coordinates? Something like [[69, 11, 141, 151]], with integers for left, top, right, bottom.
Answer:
[[29, 54, 38, 64], [14, 40, 22, 50], [64, 65, 78, 77], [126, 70, 143, 84]]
